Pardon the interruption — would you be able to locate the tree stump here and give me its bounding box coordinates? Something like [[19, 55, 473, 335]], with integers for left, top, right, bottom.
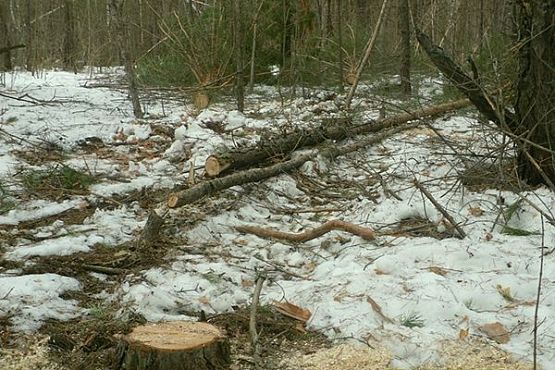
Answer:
[[122, 321, 230, 370]]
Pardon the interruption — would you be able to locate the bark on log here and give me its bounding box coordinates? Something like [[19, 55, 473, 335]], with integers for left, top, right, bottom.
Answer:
[[121, 321, 230, 370], [205, 99, 470, 176], [138, 210, 164, 248]]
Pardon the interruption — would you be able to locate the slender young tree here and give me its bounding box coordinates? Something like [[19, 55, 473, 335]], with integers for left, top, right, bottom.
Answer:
[[399, 0, 412, 96], [62, 0, 77, 72], [233, 0, 245, 112], [110, 0, 143, 118]]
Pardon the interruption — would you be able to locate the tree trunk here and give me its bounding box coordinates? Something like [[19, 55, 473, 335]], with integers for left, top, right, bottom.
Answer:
[[399, 0, 412, 96], [63, 0, 78, 72], [168, 99, 470, 209], [120, 321, 230, 370], [110, 0, 143, 119], [0, 1, 13, 70], [514, 0, 555, 186], [204, 99, 469, 177], [233, 0, 245, 112], [335, 0, 344, 92], [25, 0, 34, 72]]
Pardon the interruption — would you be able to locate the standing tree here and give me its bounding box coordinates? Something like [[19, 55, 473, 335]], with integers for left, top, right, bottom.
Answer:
[[417, 1, 555, 186], [514, 0, 555, 185], [399, 0, 412, 96], [63, 0, 78, 72], [232, 0, 245, 112], [0, 1, 14, 71], [109, 0, 143, 119]]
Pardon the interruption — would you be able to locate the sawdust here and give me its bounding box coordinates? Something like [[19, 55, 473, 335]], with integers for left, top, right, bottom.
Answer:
[[280, 343, 392, 370], [279, 338, 537, 370], [426, 338, 537, 370], [0, 335, 67, 370]]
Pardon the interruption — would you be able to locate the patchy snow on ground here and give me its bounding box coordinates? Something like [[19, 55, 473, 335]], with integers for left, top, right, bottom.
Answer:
[[1, 69, 554, 369]]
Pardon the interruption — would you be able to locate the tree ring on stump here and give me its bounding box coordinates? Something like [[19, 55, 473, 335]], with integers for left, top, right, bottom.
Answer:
[[122, 321, 230, 370]]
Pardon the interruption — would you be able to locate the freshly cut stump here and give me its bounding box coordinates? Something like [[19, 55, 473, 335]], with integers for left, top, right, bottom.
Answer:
[[122, 321, 230, 370]]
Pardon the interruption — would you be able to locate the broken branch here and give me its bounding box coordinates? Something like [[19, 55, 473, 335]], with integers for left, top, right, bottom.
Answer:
[[236, 220, 375, 243]]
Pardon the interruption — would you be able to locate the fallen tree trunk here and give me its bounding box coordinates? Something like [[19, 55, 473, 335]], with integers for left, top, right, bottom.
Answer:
[[170, 121, 414, 208], [205, 99, 470, 177], [415, 29, 517, 132]]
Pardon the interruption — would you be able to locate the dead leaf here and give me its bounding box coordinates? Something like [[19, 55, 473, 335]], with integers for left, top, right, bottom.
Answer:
[[478, 322, 510, 344], [272, 301, 311, 323], [241, 279, 254, 288], [484, 232, 493, 241], [459, 328, 469, 340], [198, 296, 211, 305], [504, 299, 536, 309], [496, 284, 514, 302], [333, 289, 349, 302], [367, 296, 394, 323], [468, 206, 484, 216], [294, 322, 307, 333], [427, 266, 449, 276]]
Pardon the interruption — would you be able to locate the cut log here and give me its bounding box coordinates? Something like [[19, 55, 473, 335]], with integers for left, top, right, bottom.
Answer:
[[169, 122, 413, 208], [205, 99, 470, 176], [205, 154, 232, 177], [121, 321, 230, 370], [169, 99, 471, 208]]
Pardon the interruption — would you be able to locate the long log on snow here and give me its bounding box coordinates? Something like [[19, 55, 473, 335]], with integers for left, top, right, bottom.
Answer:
[[205, 99, 470, 176], [169, 100, 470, 207], [168, 99, 469, 208]]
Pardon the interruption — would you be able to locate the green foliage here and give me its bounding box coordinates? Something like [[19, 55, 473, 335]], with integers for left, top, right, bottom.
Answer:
[[21, 165, 96, 194], [498, 199, 539, 236], [137, 3, 233, 88], [136, 53, 194, 87], [500, 225, 540, 236], [0, 182, 16, 215], [399, 312, 425, 328]]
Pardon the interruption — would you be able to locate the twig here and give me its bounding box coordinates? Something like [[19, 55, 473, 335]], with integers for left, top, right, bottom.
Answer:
[[0, 92, 61, 106], [0, 287, 14, 300], [413, 179, 466, 239], [253, 255, 308, 280], [82, 264, 126, 275], [533, 216, 545, 370], [250, 275, 266, 369]]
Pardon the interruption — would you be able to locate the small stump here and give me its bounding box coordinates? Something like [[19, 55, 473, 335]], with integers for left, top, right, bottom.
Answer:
[[122, 321, 230, 370]]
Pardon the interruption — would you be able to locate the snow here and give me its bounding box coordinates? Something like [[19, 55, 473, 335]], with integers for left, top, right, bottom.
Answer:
[[0, 199, 85, 226], [1, 69, 554, 369], [0, 274, 82, 332]]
